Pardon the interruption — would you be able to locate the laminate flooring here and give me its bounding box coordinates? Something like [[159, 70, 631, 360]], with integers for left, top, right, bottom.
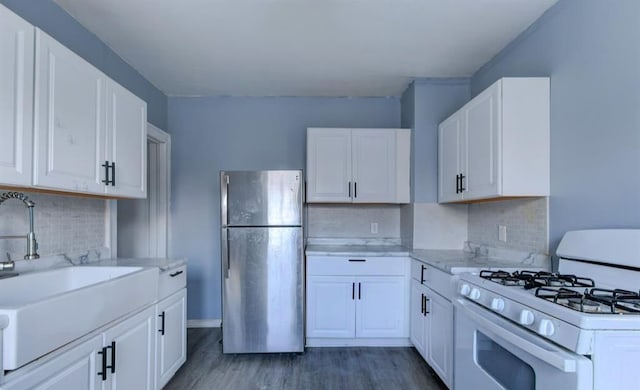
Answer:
[[165, 328, 448, 390]]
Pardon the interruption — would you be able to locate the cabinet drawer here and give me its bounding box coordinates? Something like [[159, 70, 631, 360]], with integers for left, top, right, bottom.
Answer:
[[411, 260, 452, 298], [307, 256, 408, 276], [159, 265, 187, 300]]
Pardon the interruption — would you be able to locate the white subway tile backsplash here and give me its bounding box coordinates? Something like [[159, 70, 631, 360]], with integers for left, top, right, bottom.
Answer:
[[412, 203, 468, 250], [468, 197, 548, 254], [0, 192, 107, 261], [307, 204, 401, 240]]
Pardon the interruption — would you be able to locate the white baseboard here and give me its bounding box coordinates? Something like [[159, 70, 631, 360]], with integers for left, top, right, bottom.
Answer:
[[306, 338, 412, 347], [187, 319, 221, 328]]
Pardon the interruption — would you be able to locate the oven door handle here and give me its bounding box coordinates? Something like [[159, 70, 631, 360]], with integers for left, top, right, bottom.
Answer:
[[455, 299, 578, 373]]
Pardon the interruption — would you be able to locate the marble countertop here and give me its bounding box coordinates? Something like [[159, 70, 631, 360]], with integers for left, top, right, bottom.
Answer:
[[305, 244, 549, 274], [88, 257, 187, 271]]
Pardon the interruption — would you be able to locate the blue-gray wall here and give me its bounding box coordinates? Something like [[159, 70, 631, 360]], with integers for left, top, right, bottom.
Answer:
[[1, 0, 168, 129], [401, 79, 470, 202], [168, 97, 400, 320], [472, 0, 640, 251]]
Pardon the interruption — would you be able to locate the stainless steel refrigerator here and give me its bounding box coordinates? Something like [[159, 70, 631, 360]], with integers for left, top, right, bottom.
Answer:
[[220, 170, 304, 353]]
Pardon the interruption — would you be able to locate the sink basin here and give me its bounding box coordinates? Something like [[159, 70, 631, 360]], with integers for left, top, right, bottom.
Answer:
[[0, 266, 159, 370]]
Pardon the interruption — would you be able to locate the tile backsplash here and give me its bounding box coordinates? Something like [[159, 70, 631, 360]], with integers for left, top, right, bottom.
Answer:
[[307, 204, 400, 241], [468, 197, 548, 254], [0, 191, 108, 261]]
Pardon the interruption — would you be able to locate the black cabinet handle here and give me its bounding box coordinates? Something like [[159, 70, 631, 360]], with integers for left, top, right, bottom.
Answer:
[[352, 282, 355, 300], [170, 270, 183, 277], [111, 162, 116, 186], [101, 161, 111, 185], [107, 341, 116, 374], [354, 182, 357, 198], [358, 282, 361, 300], [348, 259, 366, 262], [455, 174, 460, 194], [97, 346, 108, 381], [348, 181, 351, 197], [420, 265, 426, 284], [421, 293, 425, 314], [460, 174, 465, 192], [424, 297, 430, 315], [159, 311, 166, 335]]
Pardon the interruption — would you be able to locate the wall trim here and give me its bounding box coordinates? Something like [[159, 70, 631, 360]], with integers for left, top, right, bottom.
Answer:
[[187, 319, 221, 328]]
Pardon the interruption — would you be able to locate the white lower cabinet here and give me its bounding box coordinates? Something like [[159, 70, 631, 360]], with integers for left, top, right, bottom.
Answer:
[[2, 307, 155, 390], [410, 261, 454, 389], [156, 289, 187, 389], [305, 256, 410, 346]]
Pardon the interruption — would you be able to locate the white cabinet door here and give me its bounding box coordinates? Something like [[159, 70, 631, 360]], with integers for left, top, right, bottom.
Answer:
[[105, 81, 147, 198], [464, 83, 500, 199], [0, 5, 33, 187], [1, 335, 103, 390], [306, 128, 352, 202], [33, 29, 106, 194], [306, 276, 356, 338], [409, 280, 426, 357], [425, 287, 453, 388], [355, 276, 406, 338], [157, 289, 187, 389], [104, 307, 155, 390], [438, 114, 463, 203], [351, 129, 396, 203]]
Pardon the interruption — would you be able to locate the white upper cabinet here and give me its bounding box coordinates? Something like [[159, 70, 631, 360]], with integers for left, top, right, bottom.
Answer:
[[105, 81, 147, 198], [0, 5, 34, 187], [306, 128, 352, 202], [438, 77, 550, 203], [307, 128, 410, 204], [33, 29, 147, 198], [33, 29, 106, 194]]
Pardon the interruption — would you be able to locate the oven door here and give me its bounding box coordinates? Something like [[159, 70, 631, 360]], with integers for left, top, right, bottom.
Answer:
[[454, 298, 593, 390]]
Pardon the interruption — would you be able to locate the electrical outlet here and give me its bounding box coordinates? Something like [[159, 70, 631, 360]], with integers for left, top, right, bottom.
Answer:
[[370, 222, 378, 234], [499, 225, 507, 242]]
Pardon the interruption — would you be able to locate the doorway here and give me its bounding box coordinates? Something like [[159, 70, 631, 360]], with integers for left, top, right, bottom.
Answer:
[[116, 123, 171, 258]]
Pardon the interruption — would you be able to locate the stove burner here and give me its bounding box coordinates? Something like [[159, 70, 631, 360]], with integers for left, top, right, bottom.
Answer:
[[479, 270, 595, 289], [567, 297, 600, 313]]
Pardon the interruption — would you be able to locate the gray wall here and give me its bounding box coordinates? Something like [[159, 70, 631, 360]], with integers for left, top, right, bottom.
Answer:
[[1, 0, 168, 129], [471, 0, 640, 251], [168, 96, 400, 320]]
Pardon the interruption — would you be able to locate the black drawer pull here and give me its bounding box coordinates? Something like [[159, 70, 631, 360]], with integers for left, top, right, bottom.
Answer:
[[159, 311, 166, 335], [97, 346, 108, 381], [420, 265, 426, 284], [170, 270, 184, 277], [348, 259, 366, 262], [352, 282, 355, 300]]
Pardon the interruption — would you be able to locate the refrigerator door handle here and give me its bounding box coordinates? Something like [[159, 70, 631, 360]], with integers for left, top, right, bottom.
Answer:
[[222, 228, 230, 279]]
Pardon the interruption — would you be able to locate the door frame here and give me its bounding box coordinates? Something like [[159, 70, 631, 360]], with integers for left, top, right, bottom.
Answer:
[[109, 123, 171, 257]]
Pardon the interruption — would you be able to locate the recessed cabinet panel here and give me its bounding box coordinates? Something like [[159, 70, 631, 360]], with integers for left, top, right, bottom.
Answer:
[[438, 116, 463, 203], [425, 287, 453, 388], [351, 130, 395, 203], [465, 85, 500, 199], [306, 276, 356, 338], [0, 5, 34, 186], [355, 276, 406, 338], [410, 280, 426, 356], [105, 81, 147, 198], [306, 128, 352, 202], [157, 289, 187, 389], [34, 29, 105, 194]]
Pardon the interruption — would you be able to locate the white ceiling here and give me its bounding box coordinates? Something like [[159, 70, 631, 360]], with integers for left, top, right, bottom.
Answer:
[[54, 0, 558, 97]]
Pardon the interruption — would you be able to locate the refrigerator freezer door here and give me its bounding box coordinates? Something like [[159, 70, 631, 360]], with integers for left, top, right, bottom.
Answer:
[[222, 226, 304, 353], [222, 170, 302, 227]]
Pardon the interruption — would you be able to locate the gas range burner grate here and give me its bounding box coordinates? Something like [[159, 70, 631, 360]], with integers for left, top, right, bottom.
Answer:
[[479, 270, 595, 289], [535, 287, 640, 314]]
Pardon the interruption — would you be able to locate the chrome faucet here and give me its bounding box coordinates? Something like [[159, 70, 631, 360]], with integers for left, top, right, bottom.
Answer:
[[0, 192, 40, 270]]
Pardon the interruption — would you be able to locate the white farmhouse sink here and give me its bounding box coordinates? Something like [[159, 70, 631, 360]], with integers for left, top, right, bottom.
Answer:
[[0, 266, 159, 370]]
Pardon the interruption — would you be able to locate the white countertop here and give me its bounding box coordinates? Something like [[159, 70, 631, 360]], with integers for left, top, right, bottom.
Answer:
[[306, 245, 549, 274]]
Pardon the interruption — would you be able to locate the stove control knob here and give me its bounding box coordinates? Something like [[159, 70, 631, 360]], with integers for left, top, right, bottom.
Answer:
[[460, 284, 471, 296], [538, 319, 555, 336], [469, 288, 481, 300], [490, 298, 505, 312], [519, 310, 535, 325]]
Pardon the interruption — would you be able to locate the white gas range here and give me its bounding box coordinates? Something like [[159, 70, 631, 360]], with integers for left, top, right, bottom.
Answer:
[[453, 229, 640, 390]]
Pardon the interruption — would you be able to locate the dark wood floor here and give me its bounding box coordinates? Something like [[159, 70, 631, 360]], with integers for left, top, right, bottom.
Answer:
[[165, 328, 448, 390]]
